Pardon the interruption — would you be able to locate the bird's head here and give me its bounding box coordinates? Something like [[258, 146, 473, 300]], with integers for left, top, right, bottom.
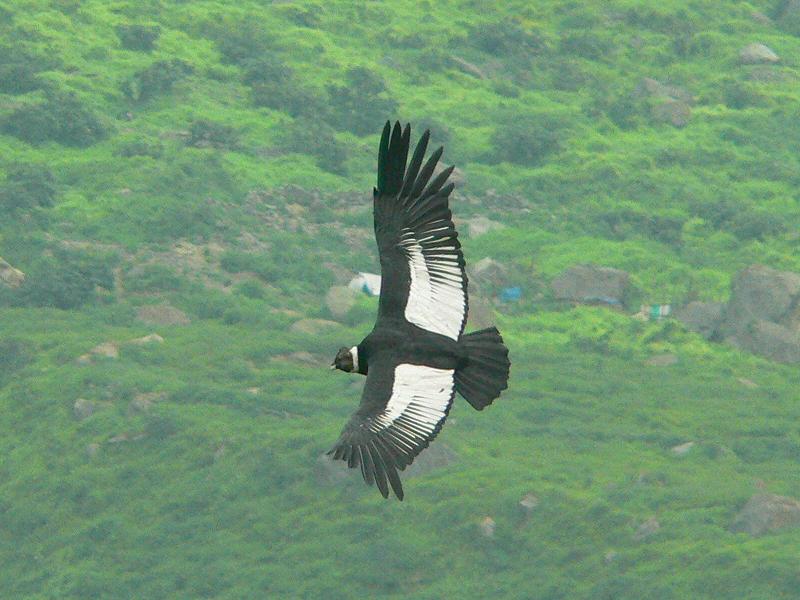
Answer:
[[331, 346, 358, 373]]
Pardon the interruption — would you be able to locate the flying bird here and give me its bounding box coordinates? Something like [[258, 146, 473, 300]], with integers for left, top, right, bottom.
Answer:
[[328, 121, 510, 500]]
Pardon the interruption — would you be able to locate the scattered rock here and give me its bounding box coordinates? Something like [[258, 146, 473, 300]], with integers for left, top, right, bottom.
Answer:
[[674, 301, 723, 340], [108, 433, 130, 444], [671, 441, 695, 456], [246, 387, 260, 395], [466, 216, 505, 237], [730, 494, 800, 536], [129, 392, 166, 414], [136, 304, 190, 326], [645, 353, 678, 367], [519, 493, 539, 513], [450, 55, 487, 80], [468, 257, 509, 293], [289, 318, 340, 336], [272, 351, 322, 366], [652, 98, 691, 128], [552, 265, 630, 308], [129, 333, 164, 345], [86, 443, 101, 458], [0, 257, 25, 288], [93, 342, 119, 359], [604, 550, 619, 564], [73, 398, 97, 420], [325, 286, 358, 318], [750, 11, 772, 25], [736, 319, 800, 364], [633, 516, 660, 541], [739, 43, 779, 64], [737, 377, 758, 389], [479, 516, 496, 538]]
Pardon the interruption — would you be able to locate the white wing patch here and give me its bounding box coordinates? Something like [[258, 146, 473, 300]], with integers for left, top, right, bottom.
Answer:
[[370, 364, 454, 441], [400, 225, 466, 340]]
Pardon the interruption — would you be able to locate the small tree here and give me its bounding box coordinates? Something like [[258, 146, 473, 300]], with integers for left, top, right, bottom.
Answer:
[[0, 164, 57, 211]]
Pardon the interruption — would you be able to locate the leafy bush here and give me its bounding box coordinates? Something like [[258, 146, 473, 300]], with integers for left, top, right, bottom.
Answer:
[[488, 114, 565, 166], [0, 338, 33, 386], [11, 248, 116, 310], [124, 264, 185, 293], [276, 119, 348, 175], [470, 19, 547, 57], [1, 91, 107, 147], [123, 59, 193, 101], [0, 45, 56, 94], [186, 120, 240, 150], [116, 135, 164, 158], [244, 56, 325, 118], [0, 164, 57, 211], [326, 67, 398, 135], [116, 24, 161, 52], [559, 32, 614, 60], [729, 209, 786, 241]]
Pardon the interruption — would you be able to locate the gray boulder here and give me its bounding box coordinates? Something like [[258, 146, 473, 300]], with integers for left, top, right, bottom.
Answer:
[[552, 265, 630, 307], [136, 304, 190, 326], [674, 301, 724, 339], [652, 98, 691, 128], [0, 257, 25, 288], [468, 257, 509, 293], [325, 286, 358, 318], [735, 320, 800, 364], [730, 494, 800, 536], [722, 265, 800, 338], [739, 43, 780, 64]]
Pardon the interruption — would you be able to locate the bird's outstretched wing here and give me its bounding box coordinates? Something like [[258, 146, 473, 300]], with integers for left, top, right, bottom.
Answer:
[[327, 357, 456, 500], [372, 121, 468, 341]]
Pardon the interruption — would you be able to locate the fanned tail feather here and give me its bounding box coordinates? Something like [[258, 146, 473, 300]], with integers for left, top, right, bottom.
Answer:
[[455, 327, 510, 410]]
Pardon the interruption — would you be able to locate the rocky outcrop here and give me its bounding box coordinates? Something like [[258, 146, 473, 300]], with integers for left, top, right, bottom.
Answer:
[[136, 304, 190, 326], [635, 77, 692, 128], [730, 494, 800, 536], [674, 301, 724, 340], [739, 43, 779, 64], [290, 318, 340, 336], [325, 286, 358, 318], [716, 265, 800, 362], [468, 257, 509, 293], [552, 265, 630, 307], [0, 257, 25, 288]]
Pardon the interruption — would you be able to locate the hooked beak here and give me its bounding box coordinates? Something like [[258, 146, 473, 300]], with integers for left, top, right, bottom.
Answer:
[[330, 363, 336, 370]]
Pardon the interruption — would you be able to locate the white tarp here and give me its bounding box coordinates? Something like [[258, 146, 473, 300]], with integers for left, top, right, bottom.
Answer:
[[348, 272, 381, 296]]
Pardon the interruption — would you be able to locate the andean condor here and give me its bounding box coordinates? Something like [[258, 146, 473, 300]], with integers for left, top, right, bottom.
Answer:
[[328, 121, 511, 500]]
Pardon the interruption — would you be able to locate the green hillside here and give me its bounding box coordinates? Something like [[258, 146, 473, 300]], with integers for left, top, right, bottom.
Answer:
[[2, 1, 800, 598]]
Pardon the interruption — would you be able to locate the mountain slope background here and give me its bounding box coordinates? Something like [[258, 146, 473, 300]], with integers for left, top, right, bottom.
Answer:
[[2, 1, 800, 598]]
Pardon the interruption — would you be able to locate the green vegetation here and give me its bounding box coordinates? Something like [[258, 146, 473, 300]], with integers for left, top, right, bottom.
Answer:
[[1, 1, 800, 598]]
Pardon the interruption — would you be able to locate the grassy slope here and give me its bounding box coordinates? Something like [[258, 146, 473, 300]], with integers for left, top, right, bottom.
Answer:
[[2, 1, 800, 598]]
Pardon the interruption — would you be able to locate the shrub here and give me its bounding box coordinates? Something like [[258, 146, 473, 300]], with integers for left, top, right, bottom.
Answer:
[[470, 19, 547, 57], [123, 59, 193, 101], [186, 120, 240, 150], [116, 135, 164, 158], [730, 209, 786, 241], [488, 113, 565, 166], [0, 338, 33, 386], [559, 32, 614, 60], [116, 24, 161, 52], [0, 45, 56, 94], [1, 91, 107, 147], [13, 248, 116, 310], [326, 67, 398, 136], [244, 57, 325, 118], [0, 164, 57, 211], [277, 119, 349, 175]]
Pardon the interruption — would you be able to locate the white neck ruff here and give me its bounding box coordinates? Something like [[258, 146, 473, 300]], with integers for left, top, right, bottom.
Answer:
[[350, 346, 359, 372]]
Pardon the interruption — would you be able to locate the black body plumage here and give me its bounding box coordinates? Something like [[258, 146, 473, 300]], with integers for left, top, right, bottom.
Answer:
[[328, 121, 511, 500]]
